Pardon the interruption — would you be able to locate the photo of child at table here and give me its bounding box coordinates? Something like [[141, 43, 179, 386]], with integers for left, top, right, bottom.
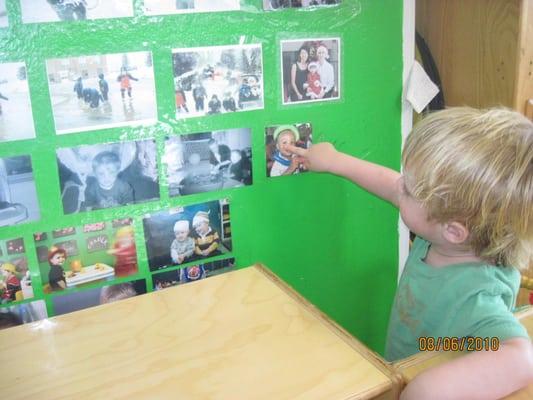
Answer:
[[107, 225, 137, 277], [35, 219, 139, 292], [143, 200, 232, 271], [170, 220, 195, 265], [48, 246, 67, 291], [266, 123, 312, 177]]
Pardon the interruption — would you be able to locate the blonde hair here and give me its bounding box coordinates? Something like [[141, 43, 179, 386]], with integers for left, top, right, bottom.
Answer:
[[402, 107, 533, 270], [100, 283, 137, 304]]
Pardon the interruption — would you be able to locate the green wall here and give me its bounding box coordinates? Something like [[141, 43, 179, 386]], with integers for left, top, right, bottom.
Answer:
[[0, 0, 402, 354]]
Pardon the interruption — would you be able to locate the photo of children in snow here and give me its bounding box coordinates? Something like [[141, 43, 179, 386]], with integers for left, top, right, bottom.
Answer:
[[143, 200, 232, 271], [265, 123, 312, 177], [0, 1, 8, 28], [33, 219, 139, 293], [172, 44, 263, 119], [0, 155, 40, 227], [0, 62, 36, 143], [144, 0, 240, 15], [281, 38, 340, 104], [46, 51, 157, 135], [0, 300, 47, 331], [264, 0, 341, 10], [163, 129, 252, 197], [0, 238, 33, 305], [56, 139, 159, 214], [153, 258, 235, 290], [20, 0, 133, 24], [52, 279, 146, 316]]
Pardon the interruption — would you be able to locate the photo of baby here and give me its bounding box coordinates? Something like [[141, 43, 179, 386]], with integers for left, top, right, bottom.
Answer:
[[20, 0, 134, 24], [0, 0, 8, 27], [0, 238, 33, 305], [144, 0, 240, 15], [143, 200, 232, 271], [265, 123, 312, 177], [52, 279, 146, 316], [281, 38, 341, 104], [0, 300, 47, 331], [56, 139, 159, 214], [163, 128, 252, 197], [0, 155, 40, 227], [264, 0, 341, 10], [153, 258, 235, 290], [0, 62, 36, 143], [34, 218, 139, 293], [172, 44, 263, 119], [46, 51, 157, 135]]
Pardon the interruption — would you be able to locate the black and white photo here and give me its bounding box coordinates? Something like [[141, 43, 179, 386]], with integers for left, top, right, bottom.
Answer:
[[56, 139, 159, 214], [46, 51, 157, 135], [20, 0, 134, 24], [172, 44, 263, 119], [144, 0, 240, 16], [163, 128, 252, 196], [0, 155, 40, 227], [0, 62, 36, 143], [264, 0, 341, 10], [281, 38, 341, 104]]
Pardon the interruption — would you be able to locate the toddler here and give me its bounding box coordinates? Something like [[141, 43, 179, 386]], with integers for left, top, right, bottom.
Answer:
[[304, 62, 322, 99], [0, 263, 20, 303], [108, 225, 138, 277], [269, 125, 303, 177], [84, 151, 134, 210], [288, 107, 533, 399], [48, 246, 67, 291], [192, 211, 220, 258], [170, 220, 195, 265]]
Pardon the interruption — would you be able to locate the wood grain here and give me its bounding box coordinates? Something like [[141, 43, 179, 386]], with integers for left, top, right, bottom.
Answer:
[[0, 265, 394, 400]]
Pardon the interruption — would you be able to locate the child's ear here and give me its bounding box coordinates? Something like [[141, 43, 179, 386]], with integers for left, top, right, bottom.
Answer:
[[442, 222, 469, 244]]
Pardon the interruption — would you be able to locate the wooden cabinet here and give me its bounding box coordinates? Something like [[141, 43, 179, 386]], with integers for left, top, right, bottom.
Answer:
[[416, 0, 533, 117]]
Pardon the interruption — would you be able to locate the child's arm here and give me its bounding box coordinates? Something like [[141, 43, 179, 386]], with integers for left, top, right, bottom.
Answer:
[[287, 143, 401, 206], [400, 338, 533, 400]]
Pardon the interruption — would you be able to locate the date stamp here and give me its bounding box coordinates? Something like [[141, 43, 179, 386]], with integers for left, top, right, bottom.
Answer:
[[418, 336, 500, 352]]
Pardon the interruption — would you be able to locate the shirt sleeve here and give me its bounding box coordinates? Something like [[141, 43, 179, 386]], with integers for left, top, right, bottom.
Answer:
[[454, 271, 529, 342]]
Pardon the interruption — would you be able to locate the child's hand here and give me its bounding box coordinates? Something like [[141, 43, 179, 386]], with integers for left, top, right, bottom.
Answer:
[[286, 143, 338, 173]]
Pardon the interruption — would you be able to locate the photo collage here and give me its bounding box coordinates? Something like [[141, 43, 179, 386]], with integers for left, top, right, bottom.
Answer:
[[0, 1, 343, 329]]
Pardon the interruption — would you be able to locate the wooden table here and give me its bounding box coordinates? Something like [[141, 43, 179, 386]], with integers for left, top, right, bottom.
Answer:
[[393, 307, 533, 399], [0, 265, 399, 400]]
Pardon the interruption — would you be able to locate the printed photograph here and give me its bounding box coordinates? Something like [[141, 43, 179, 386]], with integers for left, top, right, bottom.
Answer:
[[20, 0, 134, 24], [46, 51, 157, 135], [0, 0, 8, 27], [144, 0, 240, 15], [153, 257, 235, 290], [0, 155, 40, 227], [0, 62, 36, 142], [0, 238, 33, 305], [281, 38, 341, 104], [0, 300, 47, 331], [143, 199, 232, 271], [172, 44, 263, 119], [56, 139, 159, 214], [33, 218, 139, 293], [264, 0, 341, 9], [163, 128, 252, 197], [265, 123, 312, 177], [52, 279, 146, 316]]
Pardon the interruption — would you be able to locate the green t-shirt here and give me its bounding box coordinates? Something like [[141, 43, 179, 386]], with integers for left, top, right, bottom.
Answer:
[[385, 237, 529, 362]]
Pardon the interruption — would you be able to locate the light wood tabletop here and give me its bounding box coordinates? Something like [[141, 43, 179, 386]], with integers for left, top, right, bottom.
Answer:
[[393, 307, 533, 399], [0, 264, 398, 400]]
